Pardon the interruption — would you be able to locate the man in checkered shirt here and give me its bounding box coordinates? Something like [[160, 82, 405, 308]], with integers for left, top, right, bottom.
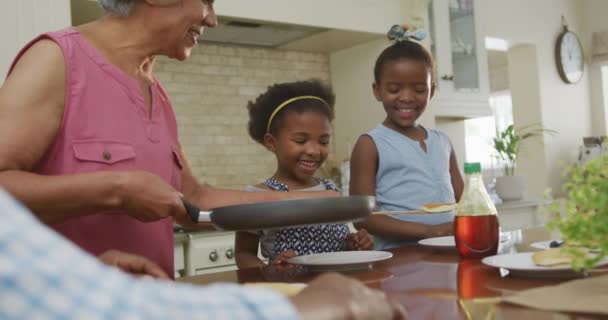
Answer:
[[0, 190, 405, 319]]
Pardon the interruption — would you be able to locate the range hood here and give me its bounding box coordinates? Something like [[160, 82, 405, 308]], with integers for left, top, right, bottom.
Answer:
[[201, 18, 327, 48], [72, 1, 383, 53], [202, 18, 383, 53]]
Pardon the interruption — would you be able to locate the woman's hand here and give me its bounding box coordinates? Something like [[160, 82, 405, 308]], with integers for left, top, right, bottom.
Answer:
[[98, 250, 169, 279], [119, 171, 184, 222], [346, 228, 374, 250], [290, 273, 406, 320], [271, 250, 297, 269]]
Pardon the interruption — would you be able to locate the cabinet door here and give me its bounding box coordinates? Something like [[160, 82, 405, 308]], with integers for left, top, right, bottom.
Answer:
[[429, 0, 491, 118]]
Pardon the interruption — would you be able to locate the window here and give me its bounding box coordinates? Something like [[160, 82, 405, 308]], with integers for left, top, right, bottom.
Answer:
[[464, 91, 513, 171]]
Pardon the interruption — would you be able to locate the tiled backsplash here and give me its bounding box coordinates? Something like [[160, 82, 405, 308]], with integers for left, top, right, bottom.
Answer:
[[154, 44, 331, 189]]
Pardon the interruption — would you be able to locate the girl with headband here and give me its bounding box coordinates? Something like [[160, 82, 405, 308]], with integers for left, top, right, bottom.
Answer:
[[235, 80, 373, 268]]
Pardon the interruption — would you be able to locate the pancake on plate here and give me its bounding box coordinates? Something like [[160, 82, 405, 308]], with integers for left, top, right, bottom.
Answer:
[[532, 248, 573, 267], [421, 203, 458, 213]]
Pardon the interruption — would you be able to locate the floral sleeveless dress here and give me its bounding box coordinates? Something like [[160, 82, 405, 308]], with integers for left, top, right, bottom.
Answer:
[[264, 178, 350, 261]]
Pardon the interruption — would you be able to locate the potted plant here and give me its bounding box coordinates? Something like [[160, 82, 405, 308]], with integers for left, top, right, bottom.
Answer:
[[548, 153, 607, 269], [491, 124, 555, 201]]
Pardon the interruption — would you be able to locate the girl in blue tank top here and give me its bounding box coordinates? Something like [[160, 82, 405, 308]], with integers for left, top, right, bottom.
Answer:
[[350, 26, 464, 250], [234, 80, 374, 269]]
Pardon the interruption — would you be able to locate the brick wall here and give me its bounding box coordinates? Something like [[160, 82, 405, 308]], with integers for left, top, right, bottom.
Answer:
[[154, 44, 331, 189]]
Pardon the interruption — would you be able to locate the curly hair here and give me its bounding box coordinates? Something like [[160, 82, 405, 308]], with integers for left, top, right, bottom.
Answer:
[[373, 40, 436, 84], [247, 80, 335, 145]]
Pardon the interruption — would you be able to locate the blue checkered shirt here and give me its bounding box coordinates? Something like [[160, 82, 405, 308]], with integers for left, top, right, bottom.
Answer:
[[0, 190, 298, 320]]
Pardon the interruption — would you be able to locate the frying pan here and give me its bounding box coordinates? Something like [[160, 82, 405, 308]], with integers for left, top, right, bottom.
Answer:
[[182, 196, 375, 230]]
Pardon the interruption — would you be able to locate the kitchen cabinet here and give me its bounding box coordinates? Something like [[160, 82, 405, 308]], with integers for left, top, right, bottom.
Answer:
[[0, 0, 71, 83], [174, 231, 188, 278], [174, 230, 268, 276], [428, 0, 491, 118], [185, 231, 238, 275], [496, 199, 551, 231]]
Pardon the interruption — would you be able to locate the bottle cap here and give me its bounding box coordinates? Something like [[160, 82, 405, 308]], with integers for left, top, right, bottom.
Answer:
[[464, 162, 481, 174]]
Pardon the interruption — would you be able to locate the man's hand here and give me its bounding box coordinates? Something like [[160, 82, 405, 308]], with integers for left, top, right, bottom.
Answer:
[[98, 250, 170, 279], [290, 273, 406, 320]]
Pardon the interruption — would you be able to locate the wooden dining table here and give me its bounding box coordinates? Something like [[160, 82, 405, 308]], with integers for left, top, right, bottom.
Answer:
[[179, 227, 606, 319]]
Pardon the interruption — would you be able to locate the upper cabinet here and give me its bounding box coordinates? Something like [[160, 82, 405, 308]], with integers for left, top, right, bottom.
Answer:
[[0, 0, 71, 83], [428, 0, 491, 118]]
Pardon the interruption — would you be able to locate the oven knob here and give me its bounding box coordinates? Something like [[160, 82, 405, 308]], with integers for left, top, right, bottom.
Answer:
[[209, 250, 218, 262], [225, 248, 234, 259]]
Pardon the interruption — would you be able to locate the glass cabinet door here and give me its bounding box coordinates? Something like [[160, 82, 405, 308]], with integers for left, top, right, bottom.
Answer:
[[429, 0, 480, 93], [448, 0, 479, 92]]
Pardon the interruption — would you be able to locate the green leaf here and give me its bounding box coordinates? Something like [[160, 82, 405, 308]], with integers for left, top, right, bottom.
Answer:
[[549, 154, 608, 269], [491, 123, 556, 176]]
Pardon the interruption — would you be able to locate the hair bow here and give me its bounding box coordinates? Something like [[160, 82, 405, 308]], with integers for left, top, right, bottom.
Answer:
[[387, 24, 427, 42]]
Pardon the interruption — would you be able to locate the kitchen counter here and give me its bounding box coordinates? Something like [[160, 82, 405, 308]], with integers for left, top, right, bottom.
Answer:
[[179, 227, 607, 319], [495, 199, 551, 231]]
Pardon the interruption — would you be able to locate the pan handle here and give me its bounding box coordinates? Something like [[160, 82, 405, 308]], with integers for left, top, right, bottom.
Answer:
[[182, 199, 200, 222], [182, 199, 213, 223]]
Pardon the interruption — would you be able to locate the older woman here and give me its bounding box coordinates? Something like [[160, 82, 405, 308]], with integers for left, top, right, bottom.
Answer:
[[0, 0, 339, 277], [0, 2, 408, 317]]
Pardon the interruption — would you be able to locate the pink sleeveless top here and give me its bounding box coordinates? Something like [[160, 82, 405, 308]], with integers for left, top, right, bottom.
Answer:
[[8, 27, 182, 277]]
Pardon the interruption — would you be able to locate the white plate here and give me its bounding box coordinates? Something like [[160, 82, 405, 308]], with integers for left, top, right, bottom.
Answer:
[[418, 236, 455, 248], [482, 252, 608, 278], [418, 234, 510, 248], [531, 240, 600, 253], [287, 251, 393, 271], [530, 240, 561, 250]]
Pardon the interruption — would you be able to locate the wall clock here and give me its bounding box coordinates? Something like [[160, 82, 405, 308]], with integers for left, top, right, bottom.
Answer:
[[555, 23, 584, 84]]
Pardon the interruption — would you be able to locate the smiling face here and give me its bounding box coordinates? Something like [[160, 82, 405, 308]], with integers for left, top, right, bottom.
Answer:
[[264, 111, 332, 188], [373, 58, 434, 132], [147, 0, 217, 60]]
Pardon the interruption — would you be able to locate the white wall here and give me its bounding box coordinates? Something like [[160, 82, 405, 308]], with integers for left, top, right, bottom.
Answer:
[[488, 51, 510, 92], [330, 39, 389, 161], [582, 0, 608, 47], [0, 0, 71, 82], [330, 38, 436, 162], [435, 118, 466, 171], [329, 0, 435, 161], [507, 45, 549, 199], [485, 0, 592, 196], [582, 0, 608, 135], [216, 0, 402, 34]]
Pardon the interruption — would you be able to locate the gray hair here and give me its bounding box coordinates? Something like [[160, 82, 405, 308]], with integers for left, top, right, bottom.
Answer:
[[97, 0, 136, 17]]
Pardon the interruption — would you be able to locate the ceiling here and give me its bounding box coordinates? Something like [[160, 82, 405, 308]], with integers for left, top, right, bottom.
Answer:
[[72, 0, 383, 53]]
